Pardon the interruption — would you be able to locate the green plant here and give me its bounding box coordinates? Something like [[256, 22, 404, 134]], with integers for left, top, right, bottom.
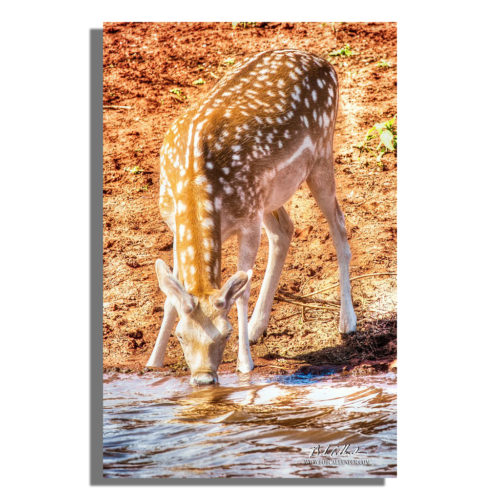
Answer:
[[125, 165, 143, 174], [223, 57, 235, 66], [355, 117, 397, 166], [169, 88, 186, 101], [377, 59, 390, 68], [328, 44, 353, 57], [192, 78, 206, 85]]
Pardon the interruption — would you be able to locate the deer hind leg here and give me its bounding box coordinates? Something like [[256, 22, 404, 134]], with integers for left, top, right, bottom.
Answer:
[[235, 221, 262, 373], [146, 237, 179, 368], [306, 161, 357, 334], [248, 207, 294, 344]]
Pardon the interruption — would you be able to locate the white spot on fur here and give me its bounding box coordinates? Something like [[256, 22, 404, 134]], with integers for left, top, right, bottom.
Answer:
[[202, 218, 214, 229], [204, 199, 213, 212], [177, 200, 187, 214]]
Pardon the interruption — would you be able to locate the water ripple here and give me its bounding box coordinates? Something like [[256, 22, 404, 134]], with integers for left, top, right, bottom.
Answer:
[[103, 371, 396, 478]]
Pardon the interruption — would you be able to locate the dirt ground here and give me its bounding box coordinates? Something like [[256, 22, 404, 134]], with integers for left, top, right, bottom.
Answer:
[[102, 22, 397, 377]]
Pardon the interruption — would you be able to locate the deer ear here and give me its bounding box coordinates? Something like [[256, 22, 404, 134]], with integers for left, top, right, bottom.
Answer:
[[211, 270, 252, 311], [155, 259, 196, 315]]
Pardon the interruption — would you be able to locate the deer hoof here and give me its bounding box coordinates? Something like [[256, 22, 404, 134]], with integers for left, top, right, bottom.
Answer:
[[237, 359, 254, 374], [248, 331, 263, 345], [339, 308, 357, 334], [146, 360, 164, 368]]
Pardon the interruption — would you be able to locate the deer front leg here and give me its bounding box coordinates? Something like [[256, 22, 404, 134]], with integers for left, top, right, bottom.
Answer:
[[146, 238, 179, 368], [146, 298, 178, 367], [249, 207, 293, 343], [235, 222, 262, 373]]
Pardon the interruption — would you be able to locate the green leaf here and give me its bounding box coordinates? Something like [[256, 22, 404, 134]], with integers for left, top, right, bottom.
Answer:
[[328, 44, 353, 57], [379, 129, 395, 151]]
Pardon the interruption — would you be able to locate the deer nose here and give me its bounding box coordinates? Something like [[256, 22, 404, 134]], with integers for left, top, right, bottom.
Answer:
[[192, 372, 218, 385]]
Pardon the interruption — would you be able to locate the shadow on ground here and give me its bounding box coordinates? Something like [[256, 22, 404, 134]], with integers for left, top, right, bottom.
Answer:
[[260, 314, 397, 374]]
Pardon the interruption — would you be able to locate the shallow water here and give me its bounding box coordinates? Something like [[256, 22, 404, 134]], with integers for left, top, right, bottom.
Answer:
[[103, 371, 397, 478]]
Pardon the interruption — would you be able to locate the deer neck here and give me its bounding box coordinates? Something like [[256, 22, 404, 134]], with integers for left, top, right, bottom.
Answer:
[[174, 165, 222, 296]]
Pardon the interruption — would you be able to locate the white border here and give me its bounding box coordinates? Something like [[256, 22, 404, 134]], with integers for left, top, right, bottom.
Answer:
[[2, 1, 499, 497]]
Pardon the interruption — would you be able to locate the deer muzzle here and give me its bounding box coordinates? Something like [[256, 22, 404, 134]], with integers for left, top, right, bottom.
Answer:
[[191, 371, 218, 386]]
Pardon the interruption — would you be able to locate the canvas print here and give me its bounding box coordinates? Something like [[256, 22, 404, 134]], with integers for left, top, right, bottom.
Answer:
[[102, 22, 397, 479]]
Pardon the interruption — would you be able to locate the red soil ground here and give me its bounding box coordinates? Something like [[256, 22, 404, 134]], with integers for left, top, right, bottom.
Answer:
[[102, 22, 397, 376]]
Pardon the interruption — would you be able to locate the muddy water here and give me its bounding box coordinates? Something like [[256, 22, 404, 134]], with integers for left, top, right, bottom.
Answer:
[[103, 371, 396, 478]]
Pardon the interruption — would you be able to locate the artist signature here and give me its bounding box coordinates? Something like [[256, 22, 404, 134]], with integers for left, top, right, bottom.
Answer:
[[308, 443, 361, 458]]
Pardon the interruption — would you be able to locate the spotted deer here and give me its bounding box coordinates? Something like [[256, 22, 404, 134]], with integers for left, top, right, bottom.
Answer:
[[147, 49, 357, 384]]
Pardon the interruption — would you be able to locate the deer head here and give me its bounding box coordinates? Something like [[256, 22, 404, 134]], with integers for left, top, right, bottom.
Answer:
[[155, 259, 250, 385]]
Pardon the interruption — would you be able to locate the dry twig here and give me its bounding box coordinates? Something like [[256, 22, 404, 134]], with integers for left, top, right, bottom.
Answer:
[[275, 296, 338, 312], [274, 311, 302, 322], [278, 289, 340, 305], [301, 272, 397, 299], [103, 105, 132, 110], [273, 272, 396, 318]]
